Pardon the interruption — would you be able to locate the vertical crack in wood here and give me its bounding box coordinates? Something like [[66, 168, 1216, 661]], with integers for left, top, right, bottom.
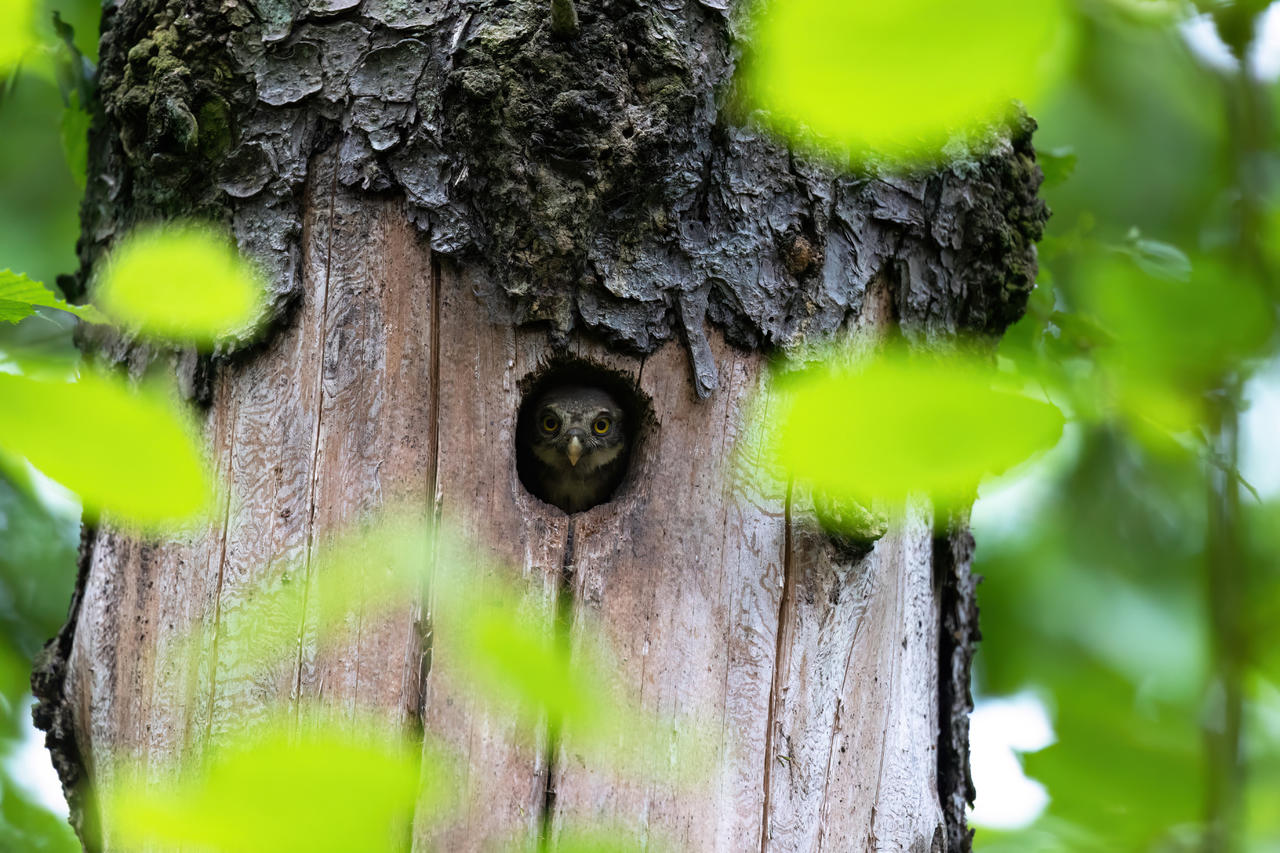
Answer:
[[539, 520, 576, 851], [292, 152, 339, 719], [934, 525, 978, 853], [415, 253, 444, 726], [759, 476, 796, 852], [200, 406, 238, 745]]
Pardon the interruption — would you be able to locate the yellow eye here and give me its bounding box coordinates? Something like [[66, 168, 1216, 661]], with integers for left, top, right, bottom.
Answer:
[[541, 414, 560, 433], [593, 417, 610, 435]]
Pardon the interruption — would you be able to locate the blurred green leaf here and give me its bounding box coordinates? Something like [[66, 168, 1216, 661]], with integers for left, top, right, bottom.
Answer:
[[106, 711, 444, 853], [0, 74, 83, 288], [96, 223, 267, 346], [0, 372, 210, 526], [1022, 665, 1204, 850], [1115, 230, 1193, 281], [0, 0, 38, 74], [764, 347, 1065, 510], [0, 470, 78, 659], [166, 509, 714, 785], [975, 817, 1102, 853], [455, 599, 600, 734], [1080, 252, 1273, 401], [532, 828, 665, 853], [0, 269, 106, 325], [744, 0, 1073, 164], [58, 93, 87, 190], [0, 776, 77, 853], [1039, 146, 1079, 189]]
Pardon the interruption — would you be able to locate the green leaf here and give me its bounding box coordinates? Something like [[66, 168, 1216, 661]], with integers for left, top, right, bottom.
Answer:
[[743, 0, 1074, 164], [457, 600, 601, 733], [106, 712, 448, 853], [1080, 252, 1273, 398], [762, 348, 1065, 510], [0, 270, 107, 325], [59, 93, 89, 190], [0, 372, 210, 526], [96, 223, 268, 346], [1038, 146, 1078, 189], [1115, 231, 1193, 281], [0, 0, 38, 74]]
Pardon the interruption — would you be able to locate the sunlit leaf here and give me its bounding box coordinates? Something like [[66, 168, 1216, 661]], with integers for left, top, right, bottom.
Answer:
[[163, 509, 714, 786], [454, 600, 600, 734], [0, 0, 37, 74], [763, 348, 1065, 509], [106, 711, 447, 853], [744, 0, 1073, 164], [0, 269, 107, 325], [96, 223, 267, 345], [0, 372, 209, 525]]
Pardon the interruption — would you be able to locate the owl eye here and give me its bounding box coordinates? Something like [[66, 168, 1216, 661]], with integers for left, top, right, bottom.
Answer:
[[541, 414, 560, 434], [592, 417, 611, 435]]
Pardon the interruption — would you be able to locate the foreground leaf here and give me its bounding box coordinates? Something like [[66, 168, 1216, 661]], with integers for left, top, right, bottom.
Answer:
[[765, 349, 1065, 509], [0, 373, 209, 525], [96, 223, 267, 345], [0, 270, 107, 325], [106, 712, 447, 853], [744, 0, 1072, 164], [0, 0, 37, 73]]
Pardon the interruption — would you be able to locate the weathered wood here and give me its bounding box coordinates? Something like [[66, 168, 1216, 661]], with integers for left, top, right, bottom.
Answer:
[[51, 160, 964, 849], [416, 260, 564, 850]]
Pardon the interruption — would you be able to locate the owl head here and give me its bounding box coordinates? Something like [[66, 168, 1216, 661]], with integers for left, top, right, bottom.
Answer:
[[527, 385, 627, 475]]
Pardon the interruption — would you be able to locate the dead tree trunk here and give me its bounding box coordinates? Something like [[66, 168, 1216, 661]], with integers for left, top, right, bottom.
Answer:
[[34, 1, 1045, 850]]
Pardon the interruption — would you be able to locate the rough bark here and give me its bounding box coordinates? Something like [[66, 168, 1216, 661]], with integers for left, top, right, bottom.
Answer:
[[35, 0, 1043, 850]]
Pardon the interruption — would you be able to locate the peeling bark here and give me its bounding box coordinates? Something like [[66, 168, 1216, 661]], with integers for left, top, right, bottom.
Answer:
[[70, 0, 1043, 384]]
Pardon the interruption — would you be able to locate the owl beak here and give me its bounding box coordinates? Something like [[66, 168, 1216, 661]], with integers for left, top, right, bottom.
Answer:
[[566, 435, 584, 467]]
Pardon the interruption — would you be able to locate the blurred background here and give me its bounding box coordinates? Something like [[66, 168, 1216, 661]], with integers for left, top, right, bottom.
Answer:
[[2, 1, 1279, 851]]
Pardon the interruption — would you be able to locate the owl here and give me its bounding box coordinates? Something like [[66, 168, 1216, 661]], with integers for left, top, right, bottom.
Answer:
[[521, 385, 628, 513]]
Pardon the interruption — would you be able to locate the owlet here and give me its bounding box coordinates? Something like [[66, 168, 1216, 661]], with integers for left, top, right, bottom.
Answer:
[[522, 385, 628, 513]]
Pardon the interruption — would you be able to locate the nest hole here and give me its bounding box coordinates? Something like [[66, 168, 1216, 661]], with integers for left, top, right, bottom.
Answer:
[[515, 357, 651, 514]]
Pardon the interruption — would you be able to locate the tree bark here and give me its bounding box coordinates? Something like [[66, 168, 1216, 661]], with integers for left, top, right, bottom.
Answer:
[[34, 1, 1043, 850]]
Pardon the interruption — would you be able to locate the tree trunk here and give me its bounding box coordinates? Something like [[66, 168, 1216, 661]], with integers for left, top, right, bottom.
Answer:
[[33, 1, 1044, 851]]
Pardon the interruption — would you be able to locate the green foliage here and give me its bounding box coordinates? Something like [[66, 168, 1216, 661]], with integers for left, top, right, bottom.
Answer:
[[0, 269, 106, 325], [760, 346, 1064, 511], [105, 710, 441, 853], [0, 473, 78, 853], [743, 0, 1074, 164], [96, 223, 268, 346], [0, 0, 38, 74], [57, 90, 87, 190], [0, 372, 211, 526], [1037, 146, 1079, 189]]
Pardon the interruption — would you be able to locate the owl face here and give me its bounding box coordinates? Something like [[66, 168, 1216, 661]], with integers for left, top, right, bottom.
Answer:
[[528, 385, 627, 475]]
